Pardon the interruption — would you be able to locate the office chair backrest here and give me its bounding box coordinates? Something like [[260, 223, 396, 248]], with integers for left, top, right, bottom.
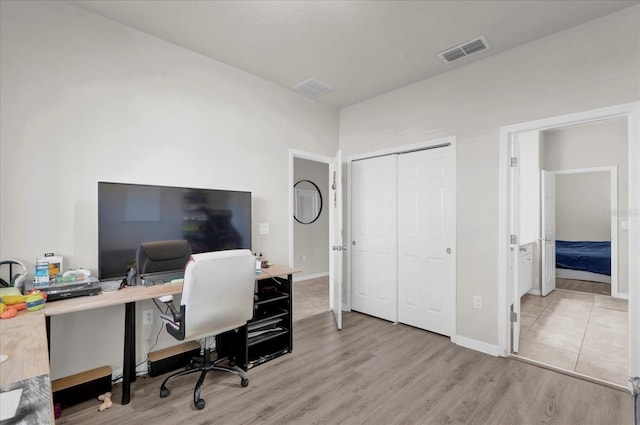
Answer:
[[137, 240, 192, 275], [181, 249, 255, 341]]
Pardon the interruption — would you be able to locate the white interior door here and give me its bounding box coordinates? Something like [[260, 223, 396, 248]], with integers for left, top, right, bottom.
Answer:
[[329, 150, 343, 330], [541, 170, 556, 296], [351, 155, 398, 322], [397, 147, 454, 336]]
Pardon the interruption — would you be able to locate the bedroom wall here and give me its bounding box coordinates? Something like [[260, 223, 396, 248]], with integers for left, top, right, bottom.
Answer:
[[0, 1, 338, 379], [340, 7, 639, 347], [293, 158, 329, 279], [555, 172, 611, 241], [542, 117, 628, 295]]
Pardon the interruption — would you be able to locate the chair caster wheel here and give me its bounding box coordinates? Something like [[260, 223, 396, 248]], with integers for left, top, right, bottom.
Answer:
[[160, 387, 170, 398], [241, 378, 249, 388], [195, 399, 205, 410]]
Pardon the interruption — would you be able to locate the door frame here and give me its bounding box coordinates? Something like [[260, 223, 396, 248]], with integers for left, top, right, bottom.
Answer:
[[551, 166, 619, 297], [346, 136, 457, 342], [497, 102, 640, 390]]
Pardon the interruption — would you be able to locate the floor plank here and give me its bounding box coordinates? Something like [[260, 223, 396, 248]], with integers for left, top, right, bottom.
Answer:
[[56, 311, 633, 425]]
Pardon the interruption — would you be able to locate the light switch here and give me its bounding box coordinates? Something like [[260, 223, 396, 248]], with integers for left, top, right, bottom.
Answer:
[[259, 223, 269, 235], [621, 221, 629, 230]]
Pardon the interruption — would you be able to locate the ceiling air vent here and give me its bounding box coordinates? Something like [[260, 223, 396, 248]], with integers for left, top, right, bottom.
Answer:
[[437, 36, 491, 64], [292, 78, 334, 98]]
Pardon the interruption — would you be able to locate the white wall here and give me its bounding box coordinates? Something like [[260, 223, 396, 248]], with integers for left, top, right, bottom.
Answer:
[[555, 172, 611, 241], [0, 1, 338, 379], [340, 7, 640, 346], [293, 158, 329, 278]]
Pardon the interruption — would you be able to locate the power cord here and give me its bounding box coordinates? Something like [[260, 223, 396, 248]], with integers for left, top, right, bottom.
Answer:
[[111, 303, 168, 384]]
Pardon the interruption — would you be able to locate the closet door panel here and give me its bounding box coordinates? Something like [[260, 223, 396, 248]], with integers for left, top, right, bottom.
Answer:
[[351, 155, 398, 322], [398, 147, 453, 336]]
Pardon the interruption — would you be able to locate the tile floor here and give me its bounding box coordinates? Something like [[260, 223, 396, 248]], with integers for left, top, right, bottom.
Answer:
[[518, 288, 628, 387]]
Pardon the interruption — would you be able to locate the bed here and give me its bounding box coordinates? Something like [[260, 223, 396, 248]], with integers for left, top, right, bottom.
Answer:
[[555, 240, 611, 284]]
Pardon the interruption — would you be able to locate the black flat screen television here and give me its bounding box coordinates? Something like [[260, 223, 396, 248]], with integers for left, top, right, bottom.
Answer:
[[98, 182, 252, 280]]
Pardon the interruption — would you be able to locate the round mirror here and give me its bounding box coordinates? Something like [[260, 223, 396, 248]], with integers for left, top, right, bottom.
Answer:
[[294, 180, 323, 224]]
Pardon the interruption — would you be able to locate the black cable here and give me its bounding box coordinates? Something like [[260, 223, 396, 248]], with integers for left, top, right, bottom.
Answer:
[[111, 301, 170, 384]]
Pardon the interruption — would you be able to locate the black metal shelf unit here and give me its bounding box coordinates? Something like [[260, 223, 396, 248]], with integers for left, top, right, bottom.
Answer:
[[217, 273, 293, 371]]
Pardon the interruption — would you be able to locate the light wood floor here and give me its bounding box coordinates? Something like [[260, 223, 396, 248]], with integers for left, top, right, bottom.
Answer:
[[518, 289, 628, 387], [57, 310, 633, 424]]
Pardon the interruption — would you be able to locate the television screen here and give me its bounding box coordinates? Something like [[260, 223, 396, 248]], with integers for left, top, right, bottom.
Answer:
[[98, 182, 252, 280]]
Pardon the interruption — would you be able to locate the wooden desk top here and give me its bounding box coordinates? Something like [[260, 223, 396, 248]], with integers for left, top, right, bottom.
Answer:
[[44, 282, 183, 317], [44, 265, 300, 316], [0, 310, 50, 386], [255, 265, 300, 281]]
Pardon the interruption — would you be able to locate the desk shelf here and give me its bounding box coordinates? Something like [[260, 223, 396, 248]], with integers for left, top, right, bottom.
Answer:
[[248, 328, 289, 347], [218, 274, 292, 371], [255, 291, 289, 304]]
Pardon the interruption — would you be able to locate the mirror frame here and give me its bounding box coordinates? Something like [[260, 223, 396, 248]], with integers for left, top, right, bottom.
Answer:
[[294, 180, 323, 224]]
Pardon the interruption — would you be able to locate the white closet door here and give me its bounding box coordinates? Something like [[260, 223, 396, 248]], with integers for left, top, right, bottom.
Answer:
[[397, 147, 454, 336], [351, 155, 398, 322]]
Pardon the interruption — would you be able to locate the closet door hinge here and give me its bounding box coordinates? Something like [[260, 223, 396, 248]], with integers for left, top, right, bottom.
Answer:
[[510, 157, 518, 167], [511, 311, 518, 322], [510, 234, 518, 244]]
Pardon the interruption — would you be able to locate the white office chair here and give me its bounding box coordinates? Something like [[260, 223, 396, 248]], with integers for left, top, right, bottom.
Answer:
[[157, 249, 255, 410]]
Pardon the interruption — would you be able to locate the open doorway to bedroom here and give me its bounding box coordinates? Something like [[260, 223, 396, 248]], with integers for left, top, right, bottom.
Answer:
[[291, 156, 330, 322], [506, 113, 633, 389]]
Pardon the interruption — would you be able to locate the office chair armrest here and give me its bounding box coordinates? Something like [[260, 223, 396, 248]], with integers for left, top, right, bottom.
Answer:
[[157, 295, 186, 340], [164, 305, 186, 340], [157, 295, 182, 322], [157, 295, 186, 341]]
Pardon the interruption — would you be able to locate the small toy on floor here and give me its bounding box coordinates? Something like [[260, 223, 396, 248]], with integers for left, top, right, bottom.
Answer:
[[98, 392, 112, 412]]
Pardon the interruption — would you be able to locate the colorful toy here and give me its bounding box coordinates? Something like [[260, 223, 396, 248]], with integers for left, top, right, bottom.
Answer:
[[97, 392, 112, 412], [0, 290, 45, 319], [0, 302, 26, 319]]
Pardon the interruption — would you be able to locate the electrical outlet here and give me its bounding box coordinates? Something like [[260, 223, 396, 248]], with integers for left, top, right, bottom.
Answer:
[[473, 296, 482, 309], [143, 309, 153, 325], [300, 254, 306, 262]]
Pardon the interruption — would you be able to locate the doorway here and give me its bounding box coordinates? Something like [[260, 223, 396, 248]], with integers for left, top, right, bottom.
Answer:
[[289, 149, 343, 329], [292, 157, 330, 321], [498, 102, 639, 391]]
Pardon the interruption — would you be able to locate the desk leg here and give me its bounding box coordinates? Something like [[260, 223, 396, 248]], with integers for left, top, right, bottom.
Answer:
[[46, 316, 51, 360], [122, 302, 136, 405]]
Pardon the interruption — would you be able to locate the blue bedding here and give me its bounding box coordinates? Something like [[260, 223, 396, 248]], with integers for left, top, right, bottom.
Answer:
[[556, 240, 611, 276]]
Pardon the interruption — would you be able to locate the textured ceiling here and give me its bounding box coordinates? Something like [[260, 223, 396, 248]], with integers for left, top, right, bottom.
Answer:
[[68, 0, 640, 108]]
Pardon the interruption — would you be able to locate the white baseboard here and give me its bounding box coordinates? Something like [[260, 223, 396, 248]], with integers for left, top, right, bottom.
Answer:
[[293, 272, 329, 283], [527, 289, 541, 296], [456, 335, 500, 357], [616, 292, 628, 300]]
